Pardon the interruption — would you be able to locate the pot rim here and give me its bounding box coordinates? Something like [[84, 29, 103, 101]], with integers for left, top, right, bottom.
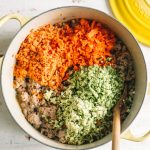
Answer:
[[0, 6, 147, 150]]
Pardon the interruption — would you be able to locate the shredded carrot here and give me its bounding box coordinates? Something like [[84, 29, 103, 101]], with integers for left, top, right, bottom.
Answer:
[[14, 19, 116, 90]]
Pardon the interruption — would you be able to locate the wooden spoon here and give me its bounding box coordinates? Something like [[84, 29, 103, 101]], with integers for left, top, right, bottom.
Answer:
[[112, 85, 127, 150]]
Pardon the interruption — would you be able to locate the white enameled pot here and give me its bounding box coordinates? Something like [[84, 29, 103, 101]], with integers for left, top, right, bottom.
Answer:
[[0, 6, 149, 150]]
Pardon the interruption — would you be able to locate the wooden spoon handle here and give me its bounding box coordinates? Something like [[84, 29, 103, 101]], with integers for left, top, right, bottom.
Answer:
[[112, 105, 121, 150]]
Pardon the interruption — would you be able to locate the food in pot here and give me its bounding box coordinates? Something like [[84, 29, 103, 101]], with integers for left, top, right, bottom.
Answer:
[[13, 19, 135, 145]]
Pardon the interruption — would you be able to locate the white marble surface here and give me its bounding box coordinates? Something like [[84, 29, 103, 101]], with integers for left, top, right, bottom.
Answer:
[[0, 0, 150, 150]]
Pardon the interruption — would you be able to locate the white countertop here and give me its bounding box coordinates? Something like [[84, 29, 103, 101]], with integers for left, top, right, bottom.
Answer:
[[0, 0, 150, 150]]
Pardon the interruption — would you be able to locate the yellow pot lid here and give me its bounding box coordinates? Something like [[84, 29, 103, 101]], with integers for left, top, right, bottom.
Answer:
[[109, 0, 150, 46]]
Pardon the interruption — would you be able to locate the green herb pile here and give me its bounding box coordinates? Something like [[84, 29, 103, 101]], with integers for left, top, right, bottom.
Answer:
[[44, 66, 124, 144]]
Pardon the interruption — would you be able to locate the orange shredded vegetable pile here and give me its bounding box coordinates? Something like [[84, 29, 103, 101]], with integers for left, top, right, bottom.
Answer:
[[14, 19, 116, 90]]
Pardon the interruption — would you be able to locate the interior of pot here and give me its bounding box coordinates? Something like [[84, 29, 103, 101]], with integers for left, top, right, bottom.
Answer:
[[1, 6, 147, 150]]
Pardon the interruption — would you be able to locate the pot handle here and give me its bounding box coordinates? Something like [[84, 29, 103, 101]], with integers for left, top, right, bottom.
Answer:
[[0, 13, 29, 27], [0, 13, 29, 63], [121, 129, 150, 142], [121, 83, 150, 142]]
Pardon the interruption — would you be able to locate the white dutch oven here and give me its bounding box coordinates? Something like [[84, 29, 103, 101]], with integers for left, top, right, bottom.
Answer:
[[0, 6, 149, 150]]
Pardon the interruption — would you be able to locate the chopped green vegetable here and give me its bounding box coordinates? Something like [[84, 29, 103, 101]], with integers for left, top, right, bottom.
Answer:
[[44, 66, 124, 144]]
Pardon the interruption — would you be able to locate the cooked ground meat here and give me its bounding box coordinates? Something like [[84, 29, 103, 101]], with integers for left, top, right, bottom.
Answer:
[[27, 113, 41, 128], [39, 106, 57, 120]]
